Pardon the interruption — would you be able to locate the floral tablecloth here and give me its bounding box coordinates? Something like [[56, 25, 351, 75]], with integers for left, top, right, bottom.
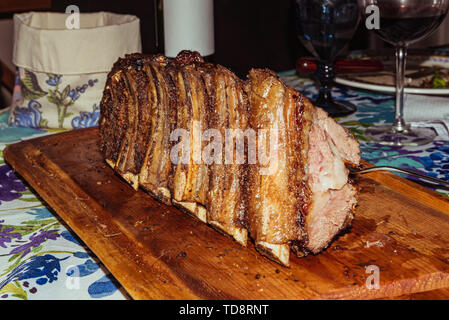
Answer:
[[1, 72, 448, 300]]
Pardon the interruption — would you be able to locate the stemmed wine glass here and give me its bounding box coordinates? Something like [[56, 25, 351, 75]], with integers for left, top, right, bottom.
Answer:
[[360, 0, 449, 146], [295, 0, 361, 117]]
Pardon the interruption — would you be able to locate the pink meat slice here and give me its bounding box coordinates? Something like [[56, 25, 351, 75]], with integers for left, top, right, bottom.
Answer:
[[304, 107, 360, 253]]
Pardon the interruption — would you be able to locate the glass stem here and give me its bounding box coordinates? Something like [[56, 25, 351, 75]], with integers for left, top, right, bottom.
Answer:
[[315, 61, 335, 105], [393, 45, 409, 132]]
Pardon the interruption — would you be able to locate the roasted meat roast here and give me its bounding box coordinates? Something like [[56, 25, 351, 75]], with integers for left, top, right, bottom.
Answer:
[[99, 51, 360, 266]]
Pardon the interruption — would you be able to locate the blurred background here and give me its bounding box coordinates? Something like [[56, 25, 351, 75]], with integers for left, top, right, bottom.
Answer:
[[1, 0, 448, 109]]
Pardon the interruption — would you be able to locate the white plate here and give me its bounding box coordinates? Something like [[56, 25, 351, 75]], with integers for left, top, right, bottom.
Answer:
[[334, 53, 449, 95], [334, 77, 449, 95]]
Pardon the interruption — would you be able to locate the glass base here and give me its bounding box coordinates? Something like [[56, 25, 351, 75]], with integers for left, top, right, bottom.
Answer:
[[365, 125, 436, 146], [314, 99, 357, 118]]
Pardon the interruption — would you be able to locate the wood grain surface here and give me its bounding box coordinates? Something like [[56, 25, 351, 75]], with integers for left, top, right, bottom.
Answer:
[[4, 127, 449, 300]]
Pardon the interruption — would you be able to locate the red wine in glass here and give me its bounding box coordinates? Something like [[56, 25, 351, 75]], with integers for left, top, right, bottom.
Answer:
[[295, 0, 361, 117], [375, 7, 447, 46], [360, 0, 449, 146]]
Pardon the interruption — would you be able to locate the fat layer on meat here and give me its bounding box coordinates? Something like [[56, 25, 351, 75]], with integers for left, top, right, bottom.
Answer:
[[204, 65, 249, 246]]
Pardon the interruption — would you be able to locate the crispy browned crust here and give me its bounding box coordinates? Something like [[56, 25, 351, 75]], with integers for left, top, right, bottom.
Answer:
[[245, 69, 304, 245], [99, 51, 359, 267], [204, 65, 249, 245]]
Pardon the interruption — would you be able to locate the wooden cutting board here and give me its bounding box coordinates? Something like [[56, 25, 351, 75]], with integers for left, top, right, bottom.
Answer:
[[4, 127, 449, 300]]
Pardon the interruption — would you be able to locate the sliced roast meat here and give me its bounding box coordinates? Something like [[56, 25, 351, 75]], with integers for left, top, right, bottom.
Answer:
[[245, 69, 306, 265], [292, 99, 360, 256], [99, 51, 361, 267]]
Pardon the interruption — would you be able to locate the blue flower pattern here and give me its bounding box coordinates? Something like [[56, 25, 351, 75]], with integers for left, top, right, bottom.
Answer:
[[0, 217, 122, 299], [45, 74, 62, 86], [67, 89, 80, 101], [71, 104, 100, 129], [0, 254, 69, 290], [10, 100, 43, 128]]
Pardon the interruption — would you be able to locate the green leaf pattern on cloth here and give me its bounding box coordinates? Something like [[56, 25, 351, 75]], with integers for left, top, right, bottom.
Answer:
[[20, 70, 47, 101]]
